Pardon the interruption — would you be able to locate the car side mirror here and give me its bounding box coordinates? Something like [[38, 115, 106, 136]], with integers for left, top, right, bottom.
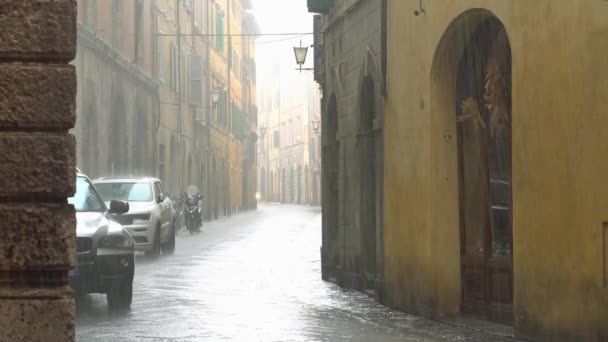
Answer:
[[109, 200, 129, 215], [157, 192, 165, 203]]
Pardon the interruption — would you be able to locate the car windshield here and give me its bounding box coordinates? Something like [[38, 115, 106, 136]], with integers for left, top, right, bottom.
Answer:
[[68, 177, 105, 212], [95, 182, 153, 202]]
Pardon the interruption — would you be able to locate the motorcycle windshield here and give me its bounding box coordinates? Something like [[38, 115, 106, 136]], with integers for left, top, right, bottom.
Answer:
[[186, 185, 200, 199]]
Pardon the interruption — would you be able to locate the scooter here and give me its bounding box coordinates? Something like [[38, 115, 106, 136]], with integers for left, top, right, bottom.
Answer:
[[184, 186, 203, 234]]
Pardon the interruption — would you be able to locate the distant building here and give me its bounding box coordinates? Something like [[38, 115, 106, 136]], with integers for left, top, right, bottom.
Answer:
[[257, 49, 321, 206], [73, 0, 258, 220], [308, 0, 387, 297], [73, 0, 159, 179]]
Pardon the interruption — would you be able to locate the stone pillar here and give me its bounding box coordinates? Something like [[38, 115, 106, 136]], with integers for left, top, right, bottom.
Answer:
[[0, 1, 77, 341]]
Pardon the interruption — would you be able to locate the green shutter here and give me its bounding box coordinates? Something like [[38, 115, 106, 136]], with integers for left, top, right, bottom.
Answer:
[[216, 14, 224, 52]]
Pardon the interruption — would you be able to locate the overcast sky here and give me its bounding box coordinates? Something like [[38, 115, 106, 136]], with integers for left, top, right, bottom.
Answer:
[[251, 0, 316, 114]]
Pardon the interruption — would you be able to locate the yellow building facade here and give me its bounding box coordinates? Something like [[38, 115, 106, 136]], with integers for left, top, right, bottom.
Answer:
[[385, 1, 608, 340], [208, 0, 258, 215]]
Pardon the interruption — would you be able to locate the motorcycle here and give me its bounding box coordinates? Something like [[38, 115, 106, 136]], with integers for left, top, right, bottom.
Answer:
[[184, 185, 203, 234]]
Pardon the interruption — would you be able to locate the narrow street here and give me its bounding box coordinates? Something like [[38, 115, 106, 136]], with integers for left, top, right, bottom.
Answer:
[[76, 204, 514, 342]]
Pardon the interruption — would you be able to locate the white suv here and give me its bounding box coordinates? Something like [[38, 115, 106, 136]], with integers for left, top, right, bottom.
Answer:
[[93, 177, 176, 257]]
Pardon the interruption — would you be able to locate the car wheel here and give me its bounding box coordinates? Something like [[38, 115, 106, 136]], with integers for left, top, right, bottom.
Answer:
[[145, 225, 161, 258], [106, 278, 133, 311], [162, 224, 175, 255]]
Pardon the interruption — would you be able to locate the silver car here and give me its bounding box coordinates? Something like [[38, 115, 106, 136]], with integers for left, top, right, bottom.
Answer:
[[93, 177, 176, 257], [69, 172, 135, 311]]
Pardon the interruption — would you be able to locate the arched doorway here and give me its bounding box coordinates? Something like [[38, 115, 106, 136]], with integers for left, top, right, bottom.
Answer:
[[433, 11, 513, 323], [261, 167, 266, 200], [289, 166, 295, 203], [304, 165, 309, 205], [312, 171, 319, 206], [169, 135, 178, 194], [280, 168, 287, 203], [358, 76, 378, 290], [323, 94, 339, 279], [297, 165, 302, 204], [270, 171, 274, 201], [187, 154, 193, 185], [212, 155, 218, 219]]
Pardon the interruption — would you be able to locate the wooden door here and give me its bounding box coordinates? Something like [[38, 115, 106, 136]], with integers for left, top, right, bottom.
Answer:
[[457, 18, 513, 325]]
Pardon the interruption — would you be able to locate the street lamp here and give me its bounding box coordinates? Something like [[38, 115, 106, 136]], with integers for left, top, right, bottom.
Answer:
[[311, 116, 321, 135], [211, 90, 220, 106], [293, 40, 313, 73], [195, 90, 222, 124]]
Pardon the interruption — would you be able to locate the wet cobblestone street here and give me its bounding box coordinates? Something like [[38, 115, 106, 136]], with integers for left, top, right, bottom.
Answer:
[[76, 204, 516, 342]]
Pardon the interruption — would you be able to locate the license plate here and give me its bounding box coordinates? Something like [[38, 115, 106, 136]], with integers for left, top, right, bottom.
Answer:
[[69, 267, 79, 277]]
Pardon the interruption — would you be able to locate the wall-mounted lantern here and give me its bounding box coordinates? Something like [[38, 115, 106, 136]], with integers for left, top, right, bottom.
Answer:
[[312, 116, 321, 135], [293, 40, 314, 73]]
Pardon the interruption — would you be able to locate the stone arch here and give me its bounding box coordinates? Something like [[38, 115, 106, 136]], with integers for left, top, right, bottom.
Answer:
[[304, 165, 309, 205], [322, 94, 340, 280], [169, 135, 178, 194], [212, 154, 218, 219], [281, 168, 286, 203], [355, 48, 386, 292], [358, 75, 379, 290], [430, 9, 512, 322], [260, 167, 266, 200], [289, 165, 295, 203], [297, 164, 302, 204]]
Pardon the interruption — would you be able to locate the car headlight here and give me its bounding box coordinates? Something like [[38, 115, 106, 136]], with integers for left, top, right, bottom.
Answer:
[[100, 231, 133, 248]]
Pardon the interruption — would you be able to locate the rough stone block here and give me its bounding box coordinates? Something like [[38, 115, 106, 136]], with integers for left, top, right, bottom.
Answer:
[[0, 133, 75, 197], [0, 64, 76, 130], [0, 1, 76, 61], [0, 297, 74, 342], [0, 204, 75, 269]]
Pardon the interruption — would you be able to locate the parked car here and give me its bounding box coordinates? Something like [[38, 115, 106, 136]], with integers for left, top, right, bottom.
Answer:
[[68, 171, 135, 310], [93, 177, 176, 257]]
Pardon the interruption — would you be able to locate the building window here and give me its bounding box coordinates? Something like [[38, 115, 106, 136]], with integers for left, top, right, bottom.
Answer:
[[112, 0, 123, 50], [169, 43, 180, 92], [216, 11, 224, 52], [273, 130, 279, 148], [159, 144, 166, 183], [210, 6, 216, 45], [190, 55, 202, 105]]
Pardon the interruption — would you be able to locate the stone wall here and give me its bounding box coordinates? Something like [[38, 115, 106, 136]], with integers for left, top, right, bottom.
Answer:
[[319, 0, 385, 294], [0, 1, 77, 341], [74, 25, 159, 179]]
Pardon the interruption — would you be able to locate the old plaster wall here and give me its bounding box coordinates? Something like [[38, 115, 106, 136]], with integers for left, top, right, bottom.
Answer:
[[0, 1, 77, 341], [385, 0, 608, 340]]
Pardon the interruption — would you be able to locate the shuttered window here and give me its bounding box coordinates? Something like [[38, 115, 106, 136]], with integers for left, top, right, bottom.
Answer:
[[190, 55, 202, 105], [216, 13, 224, 52]]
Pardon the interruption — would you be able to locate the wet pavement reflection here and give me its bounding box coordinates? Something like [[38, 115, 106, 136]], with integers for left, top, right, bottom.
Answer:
[[76, 204, 515, 341]]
